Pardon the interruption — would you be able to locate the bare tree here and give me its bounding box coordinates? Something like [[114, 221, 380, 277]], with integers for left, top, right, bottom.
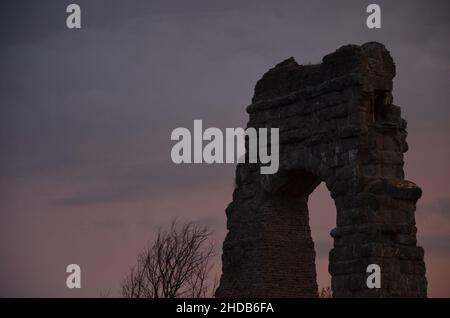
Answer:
[[121, 220, 216, 298], [319, 286, 333, 298], [99, 288, 111, 298]]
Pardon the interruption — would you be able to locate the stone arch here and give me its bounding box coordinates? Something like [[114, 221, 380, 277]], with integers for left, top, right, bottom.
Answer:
[[216, 42, 427, 298]]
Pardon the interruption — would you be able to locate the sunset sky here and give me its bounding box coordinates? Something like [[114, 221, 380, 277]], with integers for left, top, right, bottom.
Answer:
[[1, 0, 449, 297]]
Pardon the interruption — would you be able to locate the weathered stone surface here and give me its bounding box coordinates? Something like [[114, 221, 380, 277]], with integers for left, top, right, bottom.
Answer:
[[215, 42, 426, 298]]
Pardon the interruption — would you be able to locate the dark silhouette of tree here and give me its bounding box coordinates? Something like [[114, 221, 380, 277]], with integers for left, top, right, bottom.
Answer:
[[319, 286, 333, 298], [121, 220, 216, 298]]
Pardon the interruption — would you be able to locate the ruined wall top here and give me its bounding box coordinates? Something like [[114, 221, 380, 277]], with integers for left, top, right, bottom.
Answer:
[[250, 42, 395, 107]]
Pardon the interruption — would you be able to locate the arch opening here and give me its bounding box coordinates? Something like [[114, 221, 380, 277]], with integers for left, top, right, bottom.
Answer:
[[309, 183, 335, 297], [274, 170, 335, 297], [266, 169, 334, 298]]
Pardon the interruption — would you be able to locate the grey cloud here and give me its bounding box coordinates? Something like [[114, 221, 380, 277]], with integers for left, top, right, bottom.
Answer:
[[2, 0, 449, 217], [418, 234, 450, 257], [52, 162, 234, 206], [418, 199, 450, 218], [314, 240, 333, 258]]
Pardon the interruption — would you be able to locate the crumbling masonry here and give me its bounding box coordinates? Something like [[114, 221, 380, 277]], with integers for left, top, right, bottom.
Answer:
[[216, 42, 427, 298]]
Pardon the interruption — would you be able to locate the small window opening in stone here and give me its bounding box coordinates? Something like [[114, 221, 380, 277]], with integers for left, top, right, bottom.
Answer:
[[373, 89, 390, 122]]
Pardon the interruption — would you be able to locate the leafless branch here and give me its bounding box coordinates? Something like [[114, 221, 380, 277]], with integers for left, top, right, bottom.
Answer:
[[121, 220, 216, 298]]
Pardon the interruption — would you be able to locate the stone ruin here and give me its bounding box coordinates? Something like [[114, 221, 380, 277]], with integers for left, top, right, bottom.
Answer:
[[216, 42, 427, 298]]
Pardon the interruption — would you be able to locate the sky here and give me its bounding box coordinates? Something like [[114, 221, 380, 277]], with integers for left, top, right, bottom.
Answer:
[[0, 0, 449, 297]]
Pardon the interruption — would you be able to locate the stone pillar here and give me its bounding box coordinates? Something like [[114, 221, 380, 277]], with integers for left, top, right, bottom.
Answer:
[[216, 42, 427, 298]]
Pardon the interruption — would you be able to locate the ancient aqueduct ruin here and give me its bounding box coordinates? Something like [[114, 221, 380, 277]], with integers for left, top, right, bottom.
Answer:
[[216, 42, 427, 298]]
